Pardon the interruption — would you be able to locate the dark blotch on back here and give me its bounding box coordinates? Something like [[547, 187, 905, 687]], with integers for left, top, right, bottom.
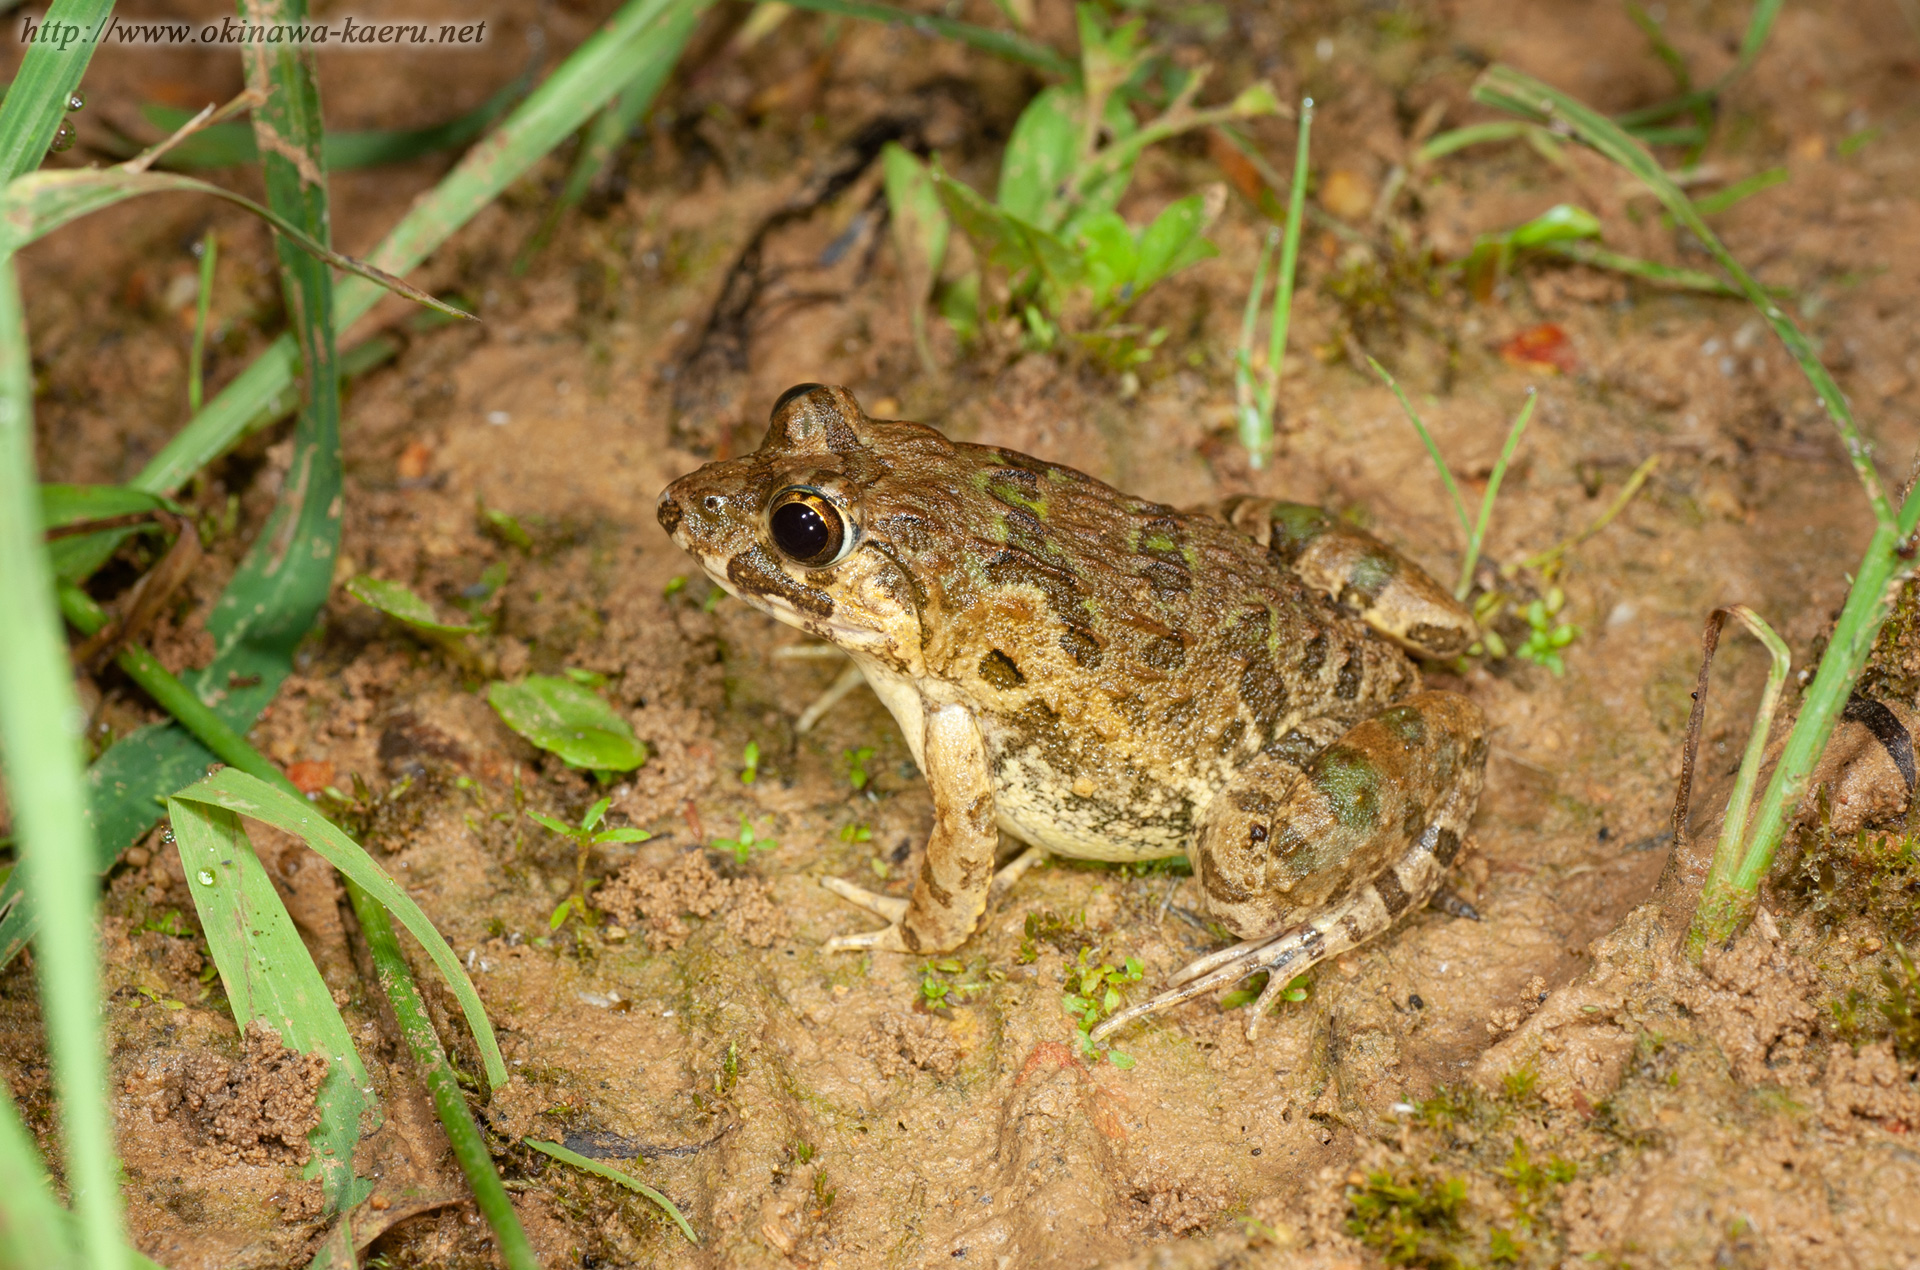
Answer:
[[1335, 652, 1363, 700], [1140, 632, 1188, 672], [979, 648, 1026, 689]]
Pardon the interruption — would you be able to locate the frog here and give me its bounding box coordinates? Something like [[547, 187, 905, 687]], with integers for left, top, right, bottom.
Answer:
[[657, 384, 1488, 1038]]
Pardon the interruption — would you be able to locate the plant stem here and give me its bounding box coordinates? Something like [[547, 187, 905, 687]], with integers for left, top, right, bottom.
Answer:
[[188, 229, 216, 413], [1459, 389, 1536, 599], [1684, 606, 1792, 956], [1517, 454, 1659, 573], [345, 882, 538, 1270]]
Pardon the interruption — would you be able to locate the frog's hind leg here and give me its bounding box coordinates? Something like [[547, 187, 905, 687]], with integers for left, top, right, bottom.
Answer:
[[1091, 811, 1466, 1043], [1093, 690, 1486, 1042]]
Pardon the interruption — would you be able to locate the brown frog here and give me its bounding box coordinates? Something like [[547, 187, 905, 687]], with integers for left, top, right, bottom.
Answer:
[[657, 384, 1488, 1036]]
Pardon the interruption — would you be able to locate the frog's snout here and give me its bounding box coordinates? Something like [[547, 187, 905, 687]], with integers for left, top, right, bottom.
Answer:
[[655, 486, 683, 537]]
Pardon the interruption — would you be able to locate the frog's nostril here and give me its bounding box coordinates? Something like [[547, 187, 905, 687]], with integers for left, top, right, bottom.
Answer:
[[703, 495, 723, 513], [656, 493, 683, 535]]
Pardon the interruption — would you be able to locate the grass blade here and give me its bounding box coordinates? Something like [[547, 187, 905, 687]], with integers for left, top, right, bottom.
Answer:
[[1459, 389, 1536, 599], [128, 71, 530, 171], [0, 0, 112, 184], [0, 168, 472, 320], [0, 255, 127, 1268], [166, 798, 375, 1210], [1692, 165, 1788, 216], [187, 229, 216, 413], [1536, 240, 1741, 295], [0, 1078, 77, 1268], [346, 883, 536, 1270], [525, 0, 708, 261], [132, 0, 695, 495], [1252, 97, 1311, 469], [174, 769, 508, 1090], [1474, 64, 1920, 946], [1368, 356, 1472, 541], [526, 1138, 699, 1244], [773, 0, 1073, 77]]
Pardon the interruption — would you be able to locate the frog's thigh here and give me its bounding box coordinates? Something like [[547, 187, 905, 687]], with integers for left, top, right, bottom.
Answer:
[[1202, 497, 1477, 659], [1194, 690, 1488, 942]]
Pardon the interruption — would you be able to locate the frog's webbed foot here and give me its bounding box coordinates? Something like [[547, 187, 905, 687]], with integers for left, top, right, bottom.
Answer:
[[1090, 922, 1334, 1045]]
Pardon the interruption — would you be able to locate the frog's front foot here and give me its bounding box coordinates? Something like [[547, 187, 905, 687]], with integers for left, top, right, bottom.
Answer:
[[819, 878, 912, 953], [819, 845, 1049, 954]]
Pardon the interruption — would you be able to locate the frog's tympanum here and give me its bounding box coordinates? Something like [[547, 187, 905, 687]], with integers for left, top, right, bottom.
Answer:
[[658, 385, 1488, 1037]]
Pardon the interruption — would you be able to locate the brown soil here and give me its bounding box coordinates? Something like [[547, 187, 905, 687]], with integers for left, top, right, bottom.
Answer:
[[9, 0, 1920, 1266]]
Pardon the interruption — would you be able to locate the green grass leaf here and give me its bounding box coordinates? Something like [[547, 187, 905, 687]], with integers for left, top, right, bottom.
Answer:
[[127, 70, 530, 171], [168, 797, 375, 1211], [0, 250, 126, 1270], [170, 768, 509, 1092], [488, 676, 649, 772], [131, 0, 705, 497], [347, 575, 485, 634], [772, 0, 1073, 77], [0, 168, 473, 321], [37, 482, 180, 584], [525, 1139, 698, 1244], [0, 0, 112, 185]]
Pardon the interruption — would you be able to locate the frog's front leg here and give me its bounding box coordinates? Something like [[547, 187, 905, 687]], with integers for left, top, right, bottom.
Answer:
[[822, 702, 999, 954], [1094, 690, 1487, 1041]]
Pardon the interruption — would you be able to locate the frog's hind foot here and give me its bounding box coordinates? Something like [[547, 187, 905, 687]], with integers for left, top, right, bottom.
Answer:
[[819, 844, 1049, 954]]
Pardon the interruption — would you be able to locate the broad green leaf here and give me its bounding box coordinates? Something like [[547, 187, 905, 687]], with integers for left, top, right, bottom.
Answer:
[[347, 575, 484, 635], [171, 768, 509, 1092], [1507, 202, 1603, 248], [881, 142, 950, 300], [168, 798, 375, 1210], [529, 811, 576, 836], [488, 676, 649, 772], [935, 168, 1083, 305], [1133, 193, 1219, 294], [997, 86, 1080, 225], [1074, 210, 1136, 308], [1058, 95, 1140, 237], [582, 796, 611, 832]]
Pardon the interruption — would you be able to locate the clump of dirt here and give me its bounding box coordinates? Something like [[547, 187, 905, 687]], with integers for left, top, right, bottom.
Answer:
[[1820, 1039, 1920, 1132], [595, 849, 788, 950], [1674, 911, 1823, 1083], [166, 1021, 327, 1166], [860, 1010, 962, 1078]]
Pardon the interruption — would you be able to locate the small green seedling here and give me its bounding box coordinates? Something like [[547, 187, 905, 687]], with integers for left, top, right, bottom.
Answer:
[[920, 958, 987, 1010], [663, 575, 688, 600], [1513, 588, 1578, 677], [347, 574, 489, 670], [1061, 946, 1145, 1068], [739, 740, 761, 786], [884, 5, 1275, 359], [838, 821, 872, 844], [713, 817, 776, 867], [843, 746, 875, 792], [528, 796, 651, 929]]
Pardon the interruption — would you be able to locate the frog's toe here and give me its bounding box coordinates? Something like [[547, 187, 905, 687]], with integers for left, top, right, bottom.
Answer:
[[823, 923, 911, 954], [820, 875, 910, 922]]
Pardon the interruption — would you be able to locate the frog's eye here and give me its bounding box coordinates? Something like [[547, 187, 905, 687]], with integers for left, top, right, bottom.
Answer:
[[766, 487, 851, 567]]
